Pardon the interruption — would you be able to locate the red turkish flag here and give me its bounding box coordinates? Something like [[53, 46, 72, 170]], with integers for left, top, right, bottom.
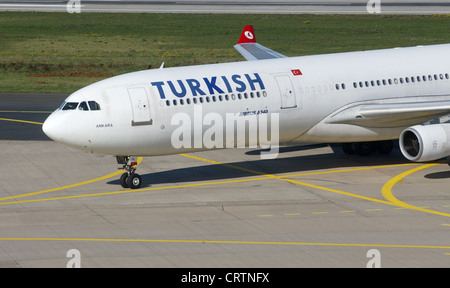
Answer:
[[291, 69, 302, 76]]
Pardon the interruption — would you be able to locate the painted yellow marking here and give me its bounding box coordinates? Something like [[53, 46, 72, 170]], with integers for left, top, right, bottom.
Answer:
[[0, 157, 143, 204], [0, 176, 270, 205], [340, 210, 356, 213], [180, 154, 399, 207], [285, 178, 396, 206], [180, 153, 275, 178], [312, 211, 328, 214], [0, 118, 44, 125], [280, 163, 418, 178], [0, 170, 122, 202], [442, 224, 450, 227], [0, 237, 450, 250], [179, 153, 450, 219], [382, 163, 450, 217], [284, 213, 300, 216], [0, 115, 442, 219], [366, 209, 382, 212]]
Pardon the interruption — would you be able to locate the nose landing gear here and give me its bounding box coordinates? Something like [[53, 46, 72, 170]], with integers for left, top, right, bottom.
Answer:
[[117, 156, 142, 189]]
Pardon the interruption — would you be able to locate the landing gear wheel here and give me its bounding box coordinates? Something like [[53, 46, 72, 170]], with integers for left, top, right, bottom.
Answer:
[[355, 142, 373, 156], [116, 156, 144, 189], [120, 173, 129, 188], [342, 143, 356, 155], [126, 173, 142, 189], [376, 140, 394, 155]]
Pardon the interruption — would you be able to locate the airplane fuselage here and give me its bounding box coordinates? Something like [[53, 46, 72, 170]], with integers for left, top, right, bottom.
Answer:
[[43, 43, 450, 157]]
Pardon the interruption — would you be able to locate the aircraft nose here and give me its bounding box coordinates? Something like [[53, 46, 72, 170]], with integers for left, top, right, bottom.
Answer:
[[42, 113, 66, 142]]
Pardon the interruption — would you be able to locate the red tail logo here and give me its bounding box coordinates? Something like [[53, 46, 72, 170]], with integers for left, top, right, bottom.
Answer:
[[237, 25, 256, 44]]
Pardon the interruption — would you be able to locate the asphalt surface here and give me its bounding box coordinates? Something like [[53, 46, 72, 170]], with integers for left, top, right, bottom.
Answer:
[[1, 93, 450, 269], [0, 93, 65, 140]]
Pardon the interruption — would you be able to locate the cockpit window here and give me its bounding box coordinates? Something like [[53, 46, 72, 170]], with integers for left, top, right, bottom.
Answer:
[[88, 101, 101, 111], [58, 101, 66, 110], [78, 101, 89, 111], [62, 102, 79, 110], [60, 101, 100, 111]]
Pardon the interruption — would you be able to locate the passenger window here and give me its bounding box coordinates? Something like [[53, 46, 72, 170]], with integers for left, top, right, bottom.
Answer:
[[88, 101, 101, 110], [62, 102, 79, 110]]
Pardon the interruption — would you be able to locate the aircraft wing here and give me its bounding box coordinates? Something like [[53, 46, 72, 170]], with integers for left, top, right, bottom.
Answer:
[[234, 25, 287, 61], [326, 100, 450, 128]]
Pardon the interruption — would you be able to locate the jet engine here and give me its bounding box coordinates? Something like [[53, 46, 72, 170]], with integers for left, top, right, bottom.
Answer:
[[399, 124, 450, 162]]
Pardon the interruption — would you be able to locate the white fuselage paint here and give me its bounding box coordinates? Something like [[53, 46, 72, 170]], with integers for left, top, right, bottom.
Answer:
[[43, 44, 450, 157]]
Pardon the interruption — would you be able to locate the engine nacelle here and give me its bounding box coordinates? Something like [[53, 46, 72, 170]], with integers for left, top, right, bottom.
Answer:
[[400, 124, 450, 162]]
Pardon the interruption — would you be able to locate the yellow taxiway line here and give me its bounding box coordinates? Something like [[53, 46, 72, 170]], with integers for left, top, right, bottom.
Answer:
[[181, 154, 448, 217], [0, 117, 44, 126], [0, 237, 450, 250], [0, 114, 447, 218]]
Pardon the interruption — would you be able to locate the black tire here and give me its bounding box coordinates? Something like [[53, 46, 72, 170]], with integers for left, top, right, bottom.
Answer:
[[120, 173, 129, 188], [126, 173, 142, 189], [376, 140, 394, 155], [342, 143, 356, 155], [355, 142, 373, 156]]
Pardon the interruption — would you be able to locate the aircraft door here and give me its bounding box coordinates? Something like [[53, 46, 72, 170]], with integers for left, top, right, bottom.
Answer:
[[274, 74, 297, 109], [128, 87, 153, 126]]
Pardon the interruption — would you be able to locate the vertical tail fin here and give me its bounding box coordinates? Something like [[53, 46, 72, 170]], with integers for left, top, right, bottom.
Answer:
[[237, 25, 256, 44], [234, 25, 287, 61]]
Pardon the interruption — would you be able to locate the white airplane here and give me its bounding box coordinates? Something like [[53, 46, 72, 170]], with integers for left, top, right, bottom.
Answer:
[[43, 25, 450, 189]]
